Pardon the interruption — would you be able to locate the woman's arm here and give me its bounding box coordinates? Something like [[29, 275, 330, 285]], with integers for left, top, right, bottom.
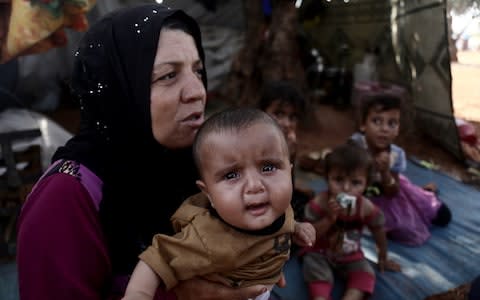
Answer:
[[173, 277, 269, 300], [17, 175, 110, 300], [123, 262, 273, 300]]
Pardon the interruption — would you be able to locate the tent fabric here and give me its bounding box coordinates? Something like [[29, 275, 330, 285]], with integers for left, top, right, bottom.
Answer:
[[272, 160, 480, 300], [296, 0, 462, 161], [0, 0, 96, 64], [391, 0, 463, 160]]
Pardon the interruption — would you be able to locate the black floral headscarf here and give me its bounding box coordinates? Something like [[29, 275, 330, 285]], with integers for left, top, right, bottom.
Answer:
[[52, 3, 207, 275]]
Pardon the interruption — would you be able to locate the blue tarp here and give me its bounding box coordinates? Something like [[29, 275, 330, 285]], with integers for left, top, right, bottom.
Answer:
[[272, 159, 480, 300], [1, 159, 479, 300]]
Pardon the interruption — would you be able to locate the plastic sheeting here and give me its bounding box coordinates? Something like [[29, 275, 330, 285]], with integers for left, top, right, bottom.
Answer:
[[0, 108, 72, 172], [391, 0, 463, 161]]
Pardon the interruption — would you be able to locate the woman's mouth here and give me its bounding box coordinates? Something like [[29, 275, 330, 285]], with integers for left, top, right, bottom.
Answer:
[[182, 112, 204, 128]]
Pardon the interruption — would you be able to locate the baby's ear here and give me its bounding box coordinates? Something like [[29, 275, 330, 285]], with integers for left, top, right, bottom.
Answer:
[[196, 180, 214, 207], [196, 180, 208, 194]]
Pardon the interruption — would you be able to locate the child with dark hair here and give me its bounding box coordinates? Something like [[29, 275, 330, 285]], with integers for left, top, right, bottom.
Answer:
[[258, 80, 313, 222], [258, 80, 306, 162], [302, 143, 400, 300], [350, 94, 451, 246], [123, 108, 315, 300]]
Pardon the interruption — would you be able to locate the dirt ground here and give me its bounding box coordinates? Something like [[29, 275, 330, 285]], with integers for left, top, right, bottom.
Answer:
[[294, 50, 480, 184]]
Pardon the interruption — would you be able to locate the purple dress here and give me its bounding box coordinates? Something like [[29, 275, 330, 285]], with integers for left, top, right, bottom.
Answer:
[[350, 133, 442, 246]]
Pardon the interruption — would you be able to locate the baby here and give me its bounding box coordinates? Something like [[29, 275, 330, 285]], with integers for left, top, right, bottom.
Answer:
[[302, 143, 400, 300], [123, 108, 316, 300]]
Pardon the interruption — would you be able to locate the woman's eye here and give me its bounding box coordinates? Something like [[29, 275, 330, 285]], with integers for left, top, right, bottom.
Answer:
[[224, 172, 239, 180], [158, 72, 176, 81], [262, 164, 277, 172], [195, 67, 204, 79]]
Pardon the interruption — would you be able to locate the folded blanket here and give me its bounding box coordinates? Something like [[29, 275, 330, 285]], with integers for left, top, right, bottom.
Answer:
[[0, 0, 95, 63]]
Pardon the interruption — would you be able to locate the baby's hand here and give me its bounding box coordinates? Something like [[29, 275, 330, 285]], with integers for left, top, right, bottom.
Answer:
[[377, 257, 402, 273], [292, 222, 316, 247], [327, 197, 342, 220]]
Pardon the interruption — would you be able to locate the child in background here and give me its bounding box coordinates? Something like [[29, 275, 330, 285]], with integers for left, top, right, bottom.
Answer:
[[258, 80, 313, 220], [258, 80, 306, 163], [302, 143, 400, 300], [350, 94, 451, 246], [122, 108, 316, 300]]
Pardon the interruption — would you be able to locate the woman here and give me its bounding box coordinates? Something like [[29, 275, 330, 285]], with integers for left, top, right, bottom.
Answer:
[[16, 4, 269, 300]]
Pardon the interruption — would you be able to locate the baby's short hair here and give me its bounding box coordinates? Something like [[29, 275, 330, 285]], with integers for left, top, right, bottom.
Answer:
[[324, 143, 372, 180], [193, 107, 287, 172], [360, 94, 402, 123]]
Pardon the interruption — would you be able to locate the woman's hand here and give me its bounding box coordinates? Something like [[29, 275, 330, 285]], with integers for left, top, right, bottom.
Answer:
[[292, 222, 316, 247], [173, 277, 269, 300]]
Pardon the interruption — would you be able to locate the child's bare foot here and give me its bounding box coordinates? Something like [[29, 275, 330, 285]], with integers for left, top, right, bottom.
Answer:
[[377, 257, 401, 273], [423, 182, 438, 193]]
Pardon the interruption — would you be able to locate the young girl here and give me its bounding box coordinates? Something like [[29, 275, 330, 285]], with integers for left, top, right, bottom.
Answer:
[[302, 143, 400, 300], [350, 94, 452, 246]]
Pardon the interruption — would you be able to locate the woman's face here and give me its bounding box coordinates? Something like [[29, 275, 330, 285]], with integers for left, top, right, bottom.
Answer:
[[150, 28, 206, 149]]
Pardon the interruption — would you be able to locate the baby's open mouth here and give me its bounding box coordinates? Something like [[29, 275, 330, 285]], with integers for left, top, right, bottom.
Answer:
[[246, 202, 269, 216]]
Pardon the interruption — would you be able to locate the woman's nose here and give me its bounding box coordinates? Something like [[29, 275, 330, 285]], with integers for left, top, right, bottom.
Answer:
[[181, 72, 206, 103]]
